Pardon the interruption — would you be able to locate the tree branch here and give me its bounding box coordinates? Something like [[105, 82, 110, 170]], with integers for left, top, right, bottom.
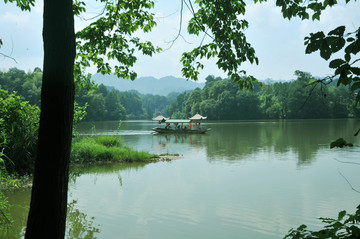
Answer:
[[0, 38, 18, 63], [0, 52, 18, 64], [337, 168, 360, 194], [77, 1, 108, 21], [184, 0, 214, 40], [334, 158, 360, 165], [164, 0, 186, 50]]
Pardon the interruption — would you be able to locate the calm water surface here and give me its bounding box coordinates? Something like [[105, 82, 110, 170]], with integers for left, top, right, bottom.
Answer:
[[3, 119, 360, 239]]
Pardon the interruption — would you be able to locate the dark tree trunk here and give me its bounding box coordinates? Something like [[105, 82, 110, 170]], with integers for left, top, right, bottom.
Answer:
[[25, 0, 75, 238]]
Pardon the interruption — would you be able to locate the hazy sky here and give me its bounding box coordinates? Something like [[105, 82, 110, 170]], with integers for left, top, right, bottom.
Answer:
[[1, 0, 359, 82]]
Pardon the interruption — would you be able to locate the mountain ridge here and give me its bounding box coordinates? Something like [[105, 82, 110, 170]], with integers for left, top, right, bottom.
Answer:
[[91, 74, 205, 96]]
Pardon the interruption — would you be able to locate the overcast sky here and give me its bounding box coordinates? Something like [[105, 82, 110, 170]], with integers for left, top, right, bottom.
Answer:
[[1, 0, 359, 82]]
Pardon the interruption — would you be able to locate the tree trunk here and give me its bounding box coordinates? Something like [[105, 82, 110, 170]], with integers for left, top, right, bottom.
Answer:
[[25, 0, 75, 238]]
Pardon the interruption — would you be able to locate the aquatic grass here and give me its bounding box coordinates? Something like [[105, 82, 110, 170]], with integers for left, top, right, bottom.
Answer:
[[71, 136, 159, 163], [93, 135, 123, 147]]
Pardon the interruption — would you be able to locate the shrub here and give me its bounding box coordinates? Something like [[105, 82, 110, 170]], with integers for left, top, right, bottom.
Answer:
[[0, 89, 40, 175]]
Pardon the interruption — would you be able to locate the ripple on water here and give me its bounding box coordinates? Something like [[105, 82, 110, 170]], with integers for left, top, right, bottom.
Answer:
[[81, 130, 154, 136]]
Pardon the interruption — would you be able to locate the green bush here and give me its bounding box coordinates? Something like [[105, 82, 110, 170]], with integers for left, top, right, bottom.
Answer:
[[71, 136, 158, 163], [0, 89, 40, 175]]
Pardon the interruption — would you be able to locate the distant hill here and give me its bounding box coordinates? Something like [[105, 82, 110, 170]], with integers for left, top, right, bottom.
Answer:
[[91, 74, 205, 95]]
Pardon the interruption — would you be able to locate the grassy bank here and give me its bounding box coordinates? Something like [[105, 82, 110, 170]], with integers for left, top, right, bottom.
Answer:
[[71, 136, 159, 163]]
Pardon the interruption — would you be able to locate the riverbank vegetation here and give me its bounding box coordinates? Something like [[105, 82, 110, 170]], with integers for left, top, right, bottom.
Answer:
[[71, 136, 159, 163]]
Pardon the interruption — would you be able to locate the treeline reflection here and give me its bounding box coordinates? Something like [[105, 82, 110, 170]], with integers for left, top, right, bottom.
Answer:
[[0, 191, 101, 239], [152, 119, 359, 165]]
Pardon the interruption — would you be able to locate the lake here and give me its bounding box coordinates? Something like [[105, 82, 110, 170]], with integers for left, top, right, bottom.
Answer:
[[2, 119, 360, 239]]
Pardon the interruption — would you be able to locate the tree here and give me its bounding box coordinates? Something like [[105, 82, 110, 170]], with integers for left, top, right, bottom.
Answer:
[[86, 93, 106, 121], [105, 90, 126, 120], [184, 88, 202, 117], [119, 91, 146, 119], [25, 0, 76, 238]]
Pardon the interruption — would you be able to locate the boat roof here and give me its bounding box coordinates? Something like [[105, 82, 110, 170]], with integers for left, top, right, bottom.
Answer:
[[189, 113, 207, 120], [166, 119, 191, 123], [152, 115, 169, 121]]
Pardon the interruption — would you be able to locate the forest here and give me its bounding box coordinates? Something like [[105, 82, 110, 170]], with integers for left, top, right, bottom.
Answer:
[[168, 71, 360, 120], [1, 68, 359, 122]]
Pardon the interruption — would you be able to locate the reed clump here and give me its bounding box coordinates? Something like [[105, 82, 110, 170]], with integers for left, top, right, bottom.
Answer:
[[71, 136, 159, 163]]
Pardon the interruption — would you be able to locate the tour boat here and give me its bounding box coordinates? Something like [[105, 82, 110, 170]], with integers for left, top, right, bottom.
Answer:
[[152, 114, 209, 134]]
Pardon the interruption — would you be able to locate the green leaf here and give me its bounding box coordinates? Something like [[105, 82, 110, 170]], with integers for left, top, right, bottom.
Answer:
[[320, 47, 332, 60], [338, 210, 346, 221], [350, 67, 360, 75], [344, 53, 351, 62], [329, 59, 345, 69], [328, 26, 345, 37], [298, 224, 307, 230], [329, 37, 346, 53], [350, 82, 360, 92], [312, 12, 320, 21]]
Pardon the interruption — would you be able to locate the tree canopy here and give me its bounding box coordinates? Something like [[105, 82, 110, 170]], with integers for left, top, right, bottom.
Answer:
[[166, 73, 359, 120], [3, 0, 359, 96]]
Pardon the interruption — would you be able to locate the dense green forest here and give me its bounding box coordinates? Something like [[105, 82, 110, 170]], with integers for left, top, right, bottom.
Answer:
[[168, 71, 360, 120], [0, 68, 176, 121], [1, 68, 359, 122]]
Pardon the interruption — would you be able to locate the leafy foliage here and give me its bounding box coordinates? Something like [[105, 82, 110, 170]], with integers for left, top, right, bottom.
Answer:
[[0, 88, 40, 175], [75, 0, 161, 80], [274, 0, 360, 102], [284, 204, 360, 239], [0, 68, 42, 106], [2, 0, 35, 11], [0, 69, 89, 173], [0, 152, 14, 228], [0, 68, 174, 121], [166, 72, 359, 120], [305, 26, 360, 102], [181, 0, 261, 89]]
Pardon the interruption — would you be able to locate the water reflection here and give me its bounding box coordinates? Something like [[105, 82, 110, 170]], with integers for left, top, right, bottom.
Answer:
[[152, 134, 205, 149], [69, 163, 148, 188], [0, 188, 104, 239], [0, 189, 30, 239], [202, 119, 359, 165], [3, 118, 360, 239], [100, 119, 360, 166], [76, 120, 155, 136], [66, 200, 100, 239]]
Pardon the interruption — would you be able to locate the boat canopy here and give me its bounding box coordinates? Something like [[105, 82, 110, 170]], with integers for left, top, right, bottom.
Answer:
[[189, 114, 207, 120], [165, 119, 191, 124], [152, 115, 169, 121]]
